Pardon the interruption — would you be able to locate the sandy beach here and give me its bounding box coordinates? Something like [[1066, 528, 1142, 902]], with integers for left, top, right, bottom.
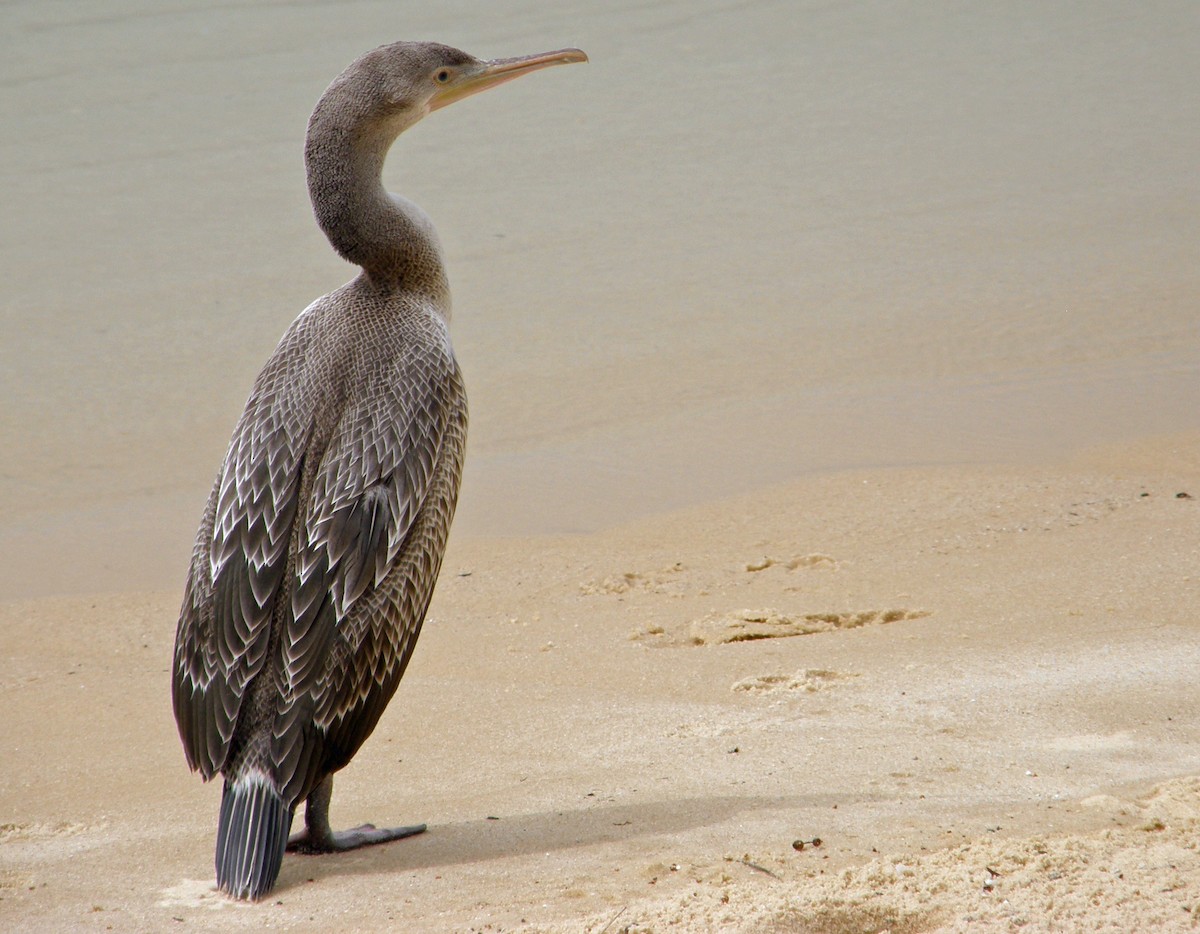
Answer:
[[2, 1, 1199, 930]]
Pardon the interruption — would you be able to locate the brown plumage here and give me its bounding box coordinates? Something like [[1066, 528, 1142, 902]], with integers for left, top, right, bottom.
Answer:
[[171, 40, 586, 900]]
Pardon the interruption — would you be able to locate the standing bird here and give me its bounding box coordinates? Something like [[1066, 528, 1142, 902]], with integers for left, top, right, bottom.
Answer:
[[171, 40, 587, 901]]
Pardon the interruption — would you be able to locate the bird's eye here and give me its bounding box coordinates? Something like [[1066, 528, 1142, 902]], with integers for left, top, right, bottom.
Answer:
[[435, 69, 451, 83]]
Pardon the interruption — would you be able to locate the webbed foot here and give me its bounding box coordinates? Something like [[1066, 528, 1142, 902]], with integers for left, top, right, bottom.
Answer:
[[285, 774, 426, 854], [287, 821, 426, 853]]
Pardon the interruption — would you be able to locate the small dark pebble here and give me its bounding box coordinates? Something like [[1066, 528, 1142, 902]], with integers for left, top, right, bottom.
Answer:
[[1176, 492, 1192, 499], [728, 747, 739, 754], [486, 815, 500, 820]]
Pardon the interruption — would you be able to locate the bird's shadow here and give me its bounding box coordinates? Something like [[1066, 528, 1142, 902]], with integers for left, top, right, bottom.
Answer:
[[276, 792, 848, 891]]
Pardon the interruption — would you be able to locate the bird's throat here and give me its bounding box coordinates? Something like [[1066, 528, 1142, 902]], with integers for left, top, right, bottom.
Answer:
[[304, 107, 449, 300]]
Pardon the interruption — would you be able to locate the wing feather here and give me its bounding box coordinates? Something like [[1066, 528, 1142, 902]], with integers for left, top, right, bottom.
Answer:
[[273, 331, 466, 802], [172, 319, 314, 779]]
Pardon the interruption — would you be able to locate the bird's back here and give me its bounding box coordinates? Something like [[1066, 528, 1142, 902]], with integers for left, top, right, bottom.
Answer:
[[172, 277, 468, 805]]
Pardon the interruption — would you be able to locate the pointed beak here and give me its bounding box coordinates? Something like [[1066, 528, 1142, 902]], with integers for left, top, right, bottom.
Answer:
[[429, 48, 588, 112]]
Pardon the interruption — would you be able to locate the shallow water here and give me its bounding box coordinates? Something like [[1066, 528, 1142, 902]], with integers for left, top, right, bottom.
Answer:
[[1, 0, 1196, 595]]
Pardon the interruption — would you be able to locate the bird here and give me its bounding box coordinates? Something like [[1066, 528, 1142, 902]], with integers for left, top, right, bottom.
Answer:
[[171, 40, 587, 901]]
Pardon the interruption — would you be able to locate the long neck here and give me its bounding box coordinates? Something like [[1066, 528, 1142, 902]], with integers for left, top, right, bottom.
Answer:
[[304, 98, 449, 302]]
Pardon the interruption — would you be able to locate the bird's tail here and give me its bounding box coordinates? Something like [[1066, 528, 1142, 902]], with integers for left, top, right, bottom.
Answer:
[[215, 771, 293, 900]]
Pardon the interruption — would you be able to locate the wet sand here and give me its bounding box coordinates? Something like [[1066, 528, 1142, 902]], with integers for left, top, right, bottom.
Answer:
[[2, 1, 1199, 930]]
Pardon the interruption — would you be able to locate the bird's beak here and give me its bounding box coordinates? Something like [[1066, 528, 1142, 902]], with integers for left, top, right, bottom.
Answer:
[[429, 48, 588, 112]]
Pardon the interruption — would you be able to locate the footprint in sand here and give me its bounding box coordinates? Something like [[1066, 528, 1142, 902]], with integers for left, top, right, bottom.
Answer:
[[744, 554, 837, 573], [580, 562, 687, 596], [0, 821, 108, 864], [0, 867, 35, 893], [731, 668, 858, 694], [1079, 776, 1200, 825], [0, 821, 90, 842], [635, 607, 930, 647]]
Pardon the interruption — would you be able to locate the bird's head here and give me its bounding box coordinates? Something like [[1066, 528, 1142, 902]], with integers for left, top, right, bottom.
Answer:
[[327, 40, 587, 135]]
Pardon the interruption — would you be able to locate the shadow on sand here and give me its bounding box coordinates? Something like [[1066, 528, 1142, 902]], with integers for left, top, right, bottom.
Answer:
[[275, 791, 851, 891]]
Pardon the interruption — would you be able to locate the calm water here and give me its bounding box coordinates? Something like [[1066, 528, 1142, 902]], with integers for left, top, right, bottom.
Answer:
[[1, 0, 1197, 595]]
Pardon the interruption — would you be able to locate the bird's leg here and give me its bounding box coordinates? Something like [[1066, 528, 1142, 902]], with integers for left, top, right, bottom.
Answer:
[[286, 775, 426, 853]]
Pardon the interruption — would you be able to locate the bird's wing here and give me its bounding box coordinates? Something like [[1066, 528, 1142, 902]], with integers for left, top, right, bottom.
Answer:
[[172, 323, 314, 780], [271, 333, 466, 802]]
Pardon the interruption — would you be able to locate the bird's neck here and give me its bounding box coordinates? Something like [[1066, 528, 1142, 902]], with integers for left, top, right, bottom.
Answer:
[[304, 106, 450, 304]]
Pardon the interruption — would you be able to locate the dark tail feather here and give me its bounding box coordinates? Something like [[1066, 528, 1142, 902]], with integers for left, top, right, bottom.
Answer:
[[215, 774, 293, 900]]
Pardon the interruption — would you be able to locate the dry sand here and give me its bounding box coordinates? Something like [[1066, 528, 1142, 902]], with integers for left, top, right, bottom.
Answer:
[[3, 1, 1199, 931]]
